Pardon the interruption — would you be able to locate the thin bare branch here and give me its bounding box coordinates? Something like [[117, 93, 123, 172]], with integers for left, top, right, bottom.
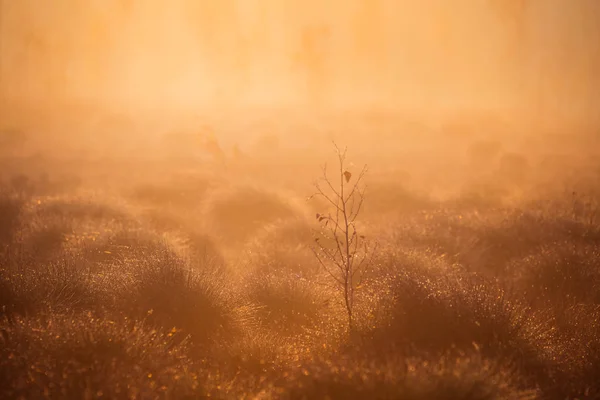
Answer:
[[321, 164, 341, 199], [348, 191, 357, 218], [345, 165, 368, 203], [314, 235, 346, 271], [314, 186, 343, 213], [355, 241, 378, 276], [350, 190, 366, 222], [310, 246, 344, 286], [315, 241, 345, 273]]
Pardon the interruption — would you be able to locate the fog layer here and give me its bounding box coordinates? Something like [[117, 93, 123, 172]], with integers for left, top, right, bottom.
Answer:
[[1, 0, 599, 122]]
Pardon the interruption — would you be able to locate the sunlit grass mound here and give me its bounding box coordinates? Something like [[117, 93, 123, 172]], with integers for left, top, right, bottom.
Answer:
[[4, 193, 139, 262], [31, 194, 133, 225], [352, 248, 560, 394], [243, 270, 340, 338], [509, 241, 600, 306], [121, 245, 239, 347], [240, 218, 345, 345], [0, 254, 105, 317], [395, 208, 600, 276], [265, 350, 539, 400], [0, 193, 142, 317], [65, 225, 240, 348], [201, 185, 300, 244], [550, 304, 600, 399], [245, 218, 319, 278], [0, 314, 206, 399], [0, 190, 241, 349], [178, 230, 227, 269], [0, 195, 108, 315]]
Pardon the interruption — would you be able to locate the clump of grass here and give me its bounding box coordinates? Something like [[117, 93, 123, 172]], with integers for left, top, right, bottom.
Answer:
[[0, 198, 143, 318], [24, 224, 67, 260], [0, 313, 206, 399], [0, 191, 116, 317], [353, 248, 560, 393], [264, 350, 539, 400], [74, 226, 164, 265], [129, 252, 236, 345], [10, 210, 73, 265], [348, 247, 447, 331], [202, 185, 298, 244], [180, 230, 226, 269], [83, 232, 243, 349], [2, 218, 240, 351], [243, 270, 341, 340], [4, 194, 141, 267], [245, 218, 319, 279], [550, 304, 600, 399], [214, 328, 297, 388], [509, 241, 600, 306], [0, 254, 103, 317], [395, 208, 600, 276], [32, 195, 133, 224]]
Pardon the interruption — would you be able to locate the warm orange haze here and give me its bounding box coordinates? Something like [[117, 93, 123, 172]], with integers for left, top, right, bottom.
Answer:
[[1, 1, 600, 399], [1, 1, 600, 114]]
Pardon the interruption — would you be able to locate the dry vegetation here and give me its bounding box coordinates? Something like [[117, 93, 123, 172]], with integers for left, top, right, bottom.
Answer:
[[1, 110, 600, 400]]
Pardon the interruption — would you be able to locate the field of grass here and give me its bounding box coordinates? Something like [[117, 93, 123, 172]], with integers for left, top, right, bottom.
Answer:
[[1, 111, 600, 399]]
